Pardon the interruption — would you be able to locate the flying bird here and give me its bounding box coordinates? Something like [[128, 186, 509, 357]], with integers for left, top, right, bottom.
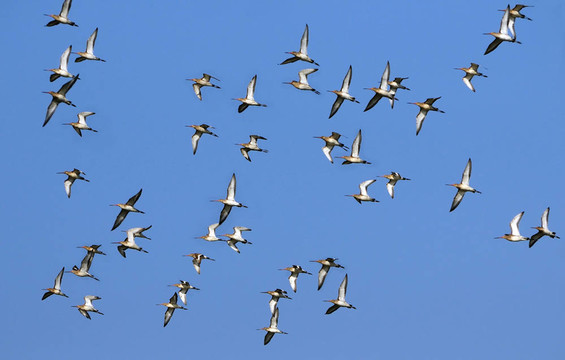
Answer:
[[387, 77, 410, 108], [328, 66, 359, 118], [158, 293, 187, 327], [261, 289, 291, 315], [75, 28, 105, 62], [325, 274, 356, 314], [484, 6, 521, 55], [46, 45, 74, 82], [43, 75, 79, 127], [110, 189, 144, 231], [234, 75, 266, 113], [258, 308, 287, 345], [280, 24, 319, 66], [495, 211, 530, 242], [183, 253, 215, 274], [279, 265, 311, 293], [238, 135, 268, 162], [45, 0, 77, 27], [530, 207, 560, 248], [122, 225, 152, 240], [313, 131, 349, 163], [77, 244, 106, 256], [364, 61, 397, 112], [447, 159, 481, 212], [196, 223, 221, 242], [499, 5, 533, 38], [338, 129, 371, 164], [64, 111, 97, 137], [284, 68, 320, 94], [310, 258, 344, 290], [408, 97, 444, 136], [346, 179, 378, 204], [169, 280, 199, 305], [113, 229, 149, 258], [213, 173, 247, 225], [73, 295, 103, 320], [221, 226, 252, 254], [455, 63, 487, 92], [68, 251, 99, 281], [42, 267, 68, 300], [379, 172, 410, 199], [57, 168, 88, 198], [188, 74, 220, 100], [187, 124, 218, 155]]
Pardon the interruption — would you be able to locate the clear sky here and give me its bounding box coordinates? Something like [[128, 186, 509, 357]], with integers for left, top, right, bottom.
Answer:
[[1, 0, 564, 359]]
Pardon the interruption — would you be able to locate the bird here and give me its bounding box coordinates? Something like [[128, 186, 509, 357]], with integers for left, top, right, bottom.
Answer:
[[168, 280, 200, 305], [279, 265, 311, 293], [46, 45, 74, 82], [261, 289, 292, 315], [455, 63, 487, 92], [74, 28, 105, 62], [328, 66, 359, 118], [346, 179, 378, 204], [77, 244, 106, 256], [68, 251, 99, 281], [73, 295, 103, 320], [313, 131, 349, 163], [238, 135, 268, 162], [57, 168, 89, 198], [196, 223, 221, 242], [121, 225, 152, 240], [499, 5, 533, 38], [113, 229, 149, 258], [387, 77, 410, 109], [221, 226, 252, 253], [408, 97, 444, 136], [364, 61, 397, 112], [64, 111, 97, 137], [284, 68, 320, 94], [42, 267, 68, 300], [157, 292, 187, 327], [234, 75, 266, 113], [495, 211, 530, 242], [183, 253, 215, 274], [43, 75, 79, 127], [447, 159, 481, 212], [279, 24, 319, 66], [213, 173, 247, 225], [325, 274, 356, 314], [258, 308, 287, 345], [187, 74, 220, 100], [379, 172, 410, 199], [110, 189, 144, 231], [338, 129, 371, 165], [310, 258, 344, 290], [484, 5, 521, 55], [187, 124, 218, 155], [45, 0, 77, 27], [530, 207, 560, 248]]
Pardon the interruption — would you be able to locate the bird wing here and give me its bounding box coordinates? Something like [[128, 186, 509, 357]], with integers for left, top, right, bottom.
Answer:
[[415, 109, 428, 136], [227, 239, 240, 253], [193, 83, 202, 100], [541, 207, 550, 230], [64, 178, 74, 198], [461, 158, 472, 185], [112, 209, 129, 231], [330, 132, 341, 141], [191, 131, 202, 155], [484, 38, 503, 55], [164, 308, 175, 327], [86, 28, 98, 54], [79, 309, 91, 320], [268, 297, 278, 315], [42, 292, 54, 300], [54, 267, 65, 290], [192, 258, 201, 274], [329, 96, 344, 119], [462, 74, 475, 92], [450, 190, 465, 212], [317, 265, 329, 290], [58, 75, 78, 96], [270, 307, 279, 328], [380, 61, 390, 90], [351, 130, 361, 158], [60, 45, 71, 71], [510, 211, 524, 236], [298, 68, 317, 84], [219, 204, 232, 226], [280, 56, 299, 65], [289, 273, 298, 292], [170, 292, 179, 305], [80, 251, 94, 271], [72, 126, 82, 137], [238, 103, 249, 113], [386, 181, 395, 199], [325, 304, 340, 315], [425, 97, 440, 105], [60, 0, 72, 17], [470, 63, 480, 72], [246, 75, 257, 100], [117, 245, 127, 258], [499, 6, 511, 35], [126, 188, 143, 206], [338, 274, 348, 301], [226, 174, 236, 200], [508, 15, 517, 39], [341, 66, 353, 93], [264, 331, 274, 345], [240, 148, 251, 161], [178, 289, 187, 305], [208, 223, 219, 237], [529, 231, 544, 248], [364, 93, 383, 112], [300, 24, 309, 55], [44, 100, 59, 127], [322, 145, 334, 163], [359, 179, 375, 196]]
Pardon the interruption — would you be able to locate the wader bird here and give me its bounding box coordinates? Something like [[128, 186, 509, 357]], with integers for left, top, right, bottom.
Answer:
[[77, 244, 106, 256], [329, 66, 358, 118], [280, 24, 319, 66], [311, 258, 344, 290], [238, 135, 268, 162], [43, 75, 79, 127], [495, 211, 529, 242], [258, 308, 287, 345], [364, 61, 397, 112], [213, 174, 246, 225], [409, 97, 444, 136], [57, 168, 88, 198], [42, 267, 68, 300], [279, 265, 311, 293], [113, 229, 149, 258], [158, 293, 186, 327], [314, 131, 349, 163], [196, 223, 221, 242], [46, 45, 74, 82], [447, 159, 481, 212], [261, 289, 291, 315], [68, 251, 99, 281], [530, 207, 560, 248], [122, 226, 152, 240], [500, 4, 533, 38], [325, 274, 356, 314], [187, 124, 218, 155], [188, 74, 220, 100], [484, 6, 521, 55], [379, 172, 410, 199], [45, 0, 77, 27], [222, 226, 252, 253], [75, 28, 105, 62], [387, 77, 410, 109], [346, 179, 378, 204], [110, 189, 144, 231], [455, 63, 487, 92], [234, 75, 266, 113], [338, 129, 371, 165], [169, 281, 199, 305], [73, 295, 103, 320], [183, 253, 215, 274], [284, 68, 320, 94], [64, 111, 97, 137]]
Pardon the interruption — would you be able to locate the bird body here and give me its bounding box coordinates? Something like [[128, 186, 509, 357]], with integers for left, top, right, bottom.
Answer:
[[455, 63, 487, 92], [238, 135, 268, 162], [184, 253, 215, 274], [45, 0, 77, 27], [284, 68, 320, 94], [46, 45, 74, 81], [380, 172, 410, 199], [111, 189, 144, 231], [279, 265, 311, 293], [68, 250, 99, 280], [409, 97, 444, 136], [42, 267, 68, 300], [496, 211, 529, 242], [325, 274, 356, 314], [222, 226, 252, 253], [73, 295, 103, 319], [329, 66, 358, 118], [338, 129, 370, 164], [530, 207, 559, 247], [158, 293, 187, 327], [280, 24, 318, 66], [447, 159, 481, 212], [187, 124, 218, 155], [113, 229, 149, 258], [234, 75, 266, 112], [75, 28, 105, 62], [214, 174, 246, 225], [347, 179, 378, 204], [188, 74, 220, 100], [57, 168, 88, 198], [311, 258, 344, 290], [64, 111, 97, 136], [314, 132, 349, 163]]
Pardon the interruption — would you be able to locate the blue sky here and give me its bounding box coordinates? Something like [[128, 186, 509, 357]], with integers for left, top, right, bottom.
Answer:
[[1, 0, 564, 358]]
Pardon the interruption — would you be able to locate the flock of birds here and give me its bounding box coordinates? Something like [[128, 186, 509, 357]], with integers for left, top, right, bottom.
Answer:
[[40, 0, 559, 346]]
